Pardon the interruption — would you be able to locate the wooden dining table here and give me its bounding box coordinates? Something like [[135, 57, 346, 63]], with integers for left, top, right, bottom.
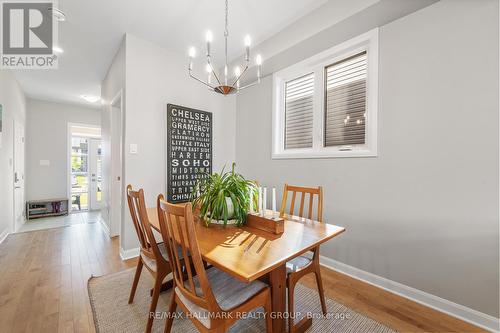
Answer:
[[147, 207, 345, 333]]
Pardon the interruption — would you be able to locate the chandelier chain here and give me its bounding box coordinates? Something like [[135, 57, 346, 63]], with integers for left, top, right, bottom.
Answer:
[[224, 0, 229, 70], [224, 0, 228, 37]]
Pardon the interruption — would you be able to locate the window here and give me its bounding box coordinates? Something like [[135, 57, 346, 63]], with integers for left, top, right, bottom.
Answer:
[[285, 73, 314, 149], [325, 51, 367, 147], [272, 29, 378, 158]]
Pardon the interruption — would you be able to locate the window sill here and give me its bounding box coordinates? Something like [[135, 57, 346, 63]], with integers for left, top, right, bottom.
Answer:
[[271, 149, 377, 159]]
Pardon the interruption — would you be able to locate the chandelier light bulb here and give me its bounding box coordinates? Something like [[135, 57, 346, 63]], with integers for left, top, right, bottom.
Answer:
[[256, 54, 262, 65], [206, 30, 213, 57], [244, 35, 251, 62], [206, 30, 213, 42], [244, 35, 251, 47], [188, 47, 196, 58]]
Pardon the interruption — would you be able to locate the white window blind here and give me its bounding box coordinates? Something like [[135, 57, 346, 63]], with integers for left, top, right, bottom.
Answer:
[[284, 73, 314, 149], [325, 51, 367, 147]]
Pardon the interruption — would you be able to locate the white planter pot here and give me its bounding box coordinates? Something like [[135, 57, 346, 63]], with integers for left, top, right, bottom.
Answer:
[[207, 197, 238, 225]]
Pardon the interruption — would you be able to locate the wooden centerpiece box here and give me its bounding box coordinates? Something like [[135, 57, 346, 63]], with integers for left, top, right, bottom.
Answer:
[[246, 211, 284, 235]]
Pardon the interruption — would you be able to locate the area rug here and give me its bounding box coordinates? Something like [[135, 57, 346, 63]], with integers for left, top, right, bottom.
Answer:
[[88, 268, 397, 333]]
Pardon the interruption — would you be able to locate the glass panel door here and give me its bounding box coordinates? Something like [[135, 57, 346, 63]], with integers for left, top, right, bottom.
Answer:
[[89, 139, 103, 210], [71, 137, 89, 211]]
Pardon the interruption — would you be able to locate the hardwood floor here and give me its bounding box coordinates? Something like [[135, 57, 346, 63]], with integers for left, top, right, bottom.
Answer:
[[300, 268, 486, 333], [0, 222, 486, 333], [0, 223, 135, 333]]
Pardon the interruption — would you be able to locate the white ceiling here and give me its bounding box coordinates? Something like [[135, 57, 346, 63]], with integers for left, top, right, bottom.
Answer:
[[10, 0, 378, 108]]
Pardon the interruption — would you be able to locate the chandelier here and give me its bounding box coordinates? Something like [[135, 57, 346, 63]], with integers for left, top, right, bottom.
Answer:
[[188, 0, 263, 95]]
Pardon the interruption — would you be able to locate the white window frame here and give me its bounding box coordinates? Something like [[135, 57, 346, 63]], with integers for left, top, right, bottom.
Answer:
[[272, 28, 378, 159]]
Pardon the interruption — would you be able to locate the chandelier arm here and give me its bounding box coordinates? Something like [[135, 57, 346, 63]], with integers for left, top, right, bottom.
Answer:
[[189, 70, 216, 90], [231, 65, 249, 87], [208, 61, 223, 86]]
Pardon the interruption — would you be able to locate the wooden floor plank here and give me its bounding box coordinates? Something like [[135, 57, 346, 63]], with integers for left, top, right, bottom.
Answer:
[[0, 219, 487, 333], [300, 267, 487, 333]]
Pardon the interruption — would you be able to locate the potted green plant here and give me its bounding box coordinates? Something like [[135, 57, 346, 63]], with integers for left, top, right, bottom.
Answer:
[[191, 163, 256, 227]]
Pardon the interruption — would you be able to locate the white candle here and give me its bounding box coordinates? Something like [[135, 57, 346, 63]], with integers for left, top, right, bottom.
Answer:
[[244, 35, 251, 62], [248, 187, 254, 213], [206, 30, 212, 57], [272, 187, 276, 215], [263, 187, 267, 216], [258, 187, 262, 215]]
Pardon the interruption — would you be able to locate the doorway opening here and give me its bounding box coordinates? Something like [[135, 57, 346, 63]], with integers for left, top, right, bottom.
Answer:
[[13, 120, 25, 232], [109, 91, 123, 238], [68, 124, 102, 213]]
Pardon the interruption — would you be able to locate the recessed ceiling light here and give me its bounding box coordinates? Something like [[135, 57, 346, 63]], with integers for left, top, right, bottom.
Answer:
[[81, 95, 101, 103], [53, 46, 64, 54], [48, 7, 67, 22]]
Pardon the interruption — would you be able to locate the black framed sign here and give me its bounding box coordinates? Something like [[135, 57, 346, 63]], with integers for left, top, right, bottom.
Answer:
[[166, 104, 212, 203]]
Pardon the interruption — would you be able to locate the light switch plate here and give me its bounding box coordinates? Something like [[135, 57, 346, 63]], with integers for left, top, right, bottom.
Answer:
[[130, 144, 138, 154], [40, 160, 50, 166]]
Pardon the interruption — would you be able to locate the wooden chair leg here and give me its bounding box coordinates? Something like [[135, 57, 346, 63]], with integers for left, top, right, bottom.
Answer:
[[265, 291, 273, 333], [215, 326, 226, 333], [146, 273, 164, 333], [314, 267, 327, 315], [287, 277, 296, 333], [164, 294, 177, 333], [128, 259, 143, 304]]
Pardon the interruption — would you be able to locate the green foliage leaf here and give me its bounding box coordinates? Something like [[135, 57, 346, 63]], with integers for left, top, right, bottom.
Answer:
[[191, 163, 256, 227]]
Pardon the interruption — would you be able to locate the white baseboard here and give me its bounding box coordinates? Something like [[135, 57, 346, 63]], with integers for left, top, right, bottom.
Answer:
[[119, 246, 140, 261], [0, 228, 10, 244], [320, 256, 500, 333]]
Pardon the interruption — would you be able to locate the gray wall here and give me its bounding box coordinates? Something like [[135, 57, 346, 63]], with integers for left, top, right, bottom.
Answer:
[[235, 0, 499, 317], [0, 70, 26, 236], [26, 99, 101, 200]]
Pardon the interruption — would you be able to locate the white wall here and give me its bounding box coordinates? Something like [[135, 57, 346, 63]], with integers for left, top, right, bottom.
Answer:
[[101, 34, 236, 252], [25, 99, 101, 201], [0, 70, 26, 238], [101, 38, 126, 235], [235, 0, 499, 320]]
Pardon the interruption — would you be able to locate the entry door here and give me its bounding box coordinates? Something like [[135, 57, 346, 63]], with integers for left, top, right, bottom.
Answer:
[[89, 139, 103, 210], [13, 121, 25, 229]]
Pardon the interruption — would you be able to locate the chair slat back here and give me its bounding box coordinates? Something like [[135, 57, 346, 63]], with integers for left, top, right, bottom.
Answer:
[[280, 183, 323, 222], [157, 195, 220, 313], [126, 185, 162, 260]]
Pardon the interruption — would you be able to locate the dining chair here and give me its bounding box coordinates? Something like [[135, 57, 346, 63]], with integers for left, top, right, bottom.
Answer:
[[126, 185, 173, 333], [279, 183, 326, 332], [156, 195, 273, 333]]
